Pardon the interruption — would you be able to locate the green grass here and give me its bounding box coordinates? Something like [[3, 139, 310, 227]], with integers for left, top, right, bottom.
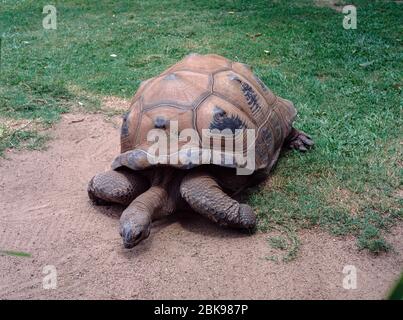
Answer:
[[0, 250, 31, 258], [1, 0, 401, 256], [388, 273, 403, 300], [0, 123, 49, 152]]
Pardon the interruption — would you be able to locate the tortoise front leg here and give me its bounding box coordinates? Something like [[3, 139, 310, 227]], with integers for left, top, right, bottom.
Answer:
[[180, 171, 256, 230], [88, 168, 149, 206]]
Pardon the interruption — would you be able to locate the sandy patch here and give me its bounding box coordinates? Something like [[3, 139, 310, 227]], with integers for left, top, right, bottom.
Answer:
[[0, 114, 401, 299], [102, 96, 130, 111]]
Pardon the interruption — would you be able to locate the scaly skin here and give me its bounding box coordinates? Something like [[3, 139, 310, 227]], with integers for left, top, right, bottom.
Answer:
[[87, 168, 149, 205], [180, 171, 256, 229], [284, 128, 314, 152], [88, 127, 313, 248]]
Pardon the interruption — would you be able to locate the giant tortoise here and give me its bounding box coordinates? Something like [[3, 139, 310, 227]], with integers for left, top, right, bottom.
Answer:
[[88, 54, 313, 248]]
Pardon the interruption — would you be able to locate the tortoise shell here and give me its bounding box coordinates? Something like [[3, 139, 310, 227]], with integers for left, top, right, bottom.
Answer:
[[112, 54, 297, 172]]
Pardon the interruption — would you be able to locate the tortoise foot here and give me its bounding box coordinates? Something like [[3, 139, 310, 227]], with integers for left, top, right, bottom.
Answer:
[[88, 176, 112, 205], [237, 204, 257, 231], [286, 129, 314, 152], [87, 170, 149, 206]]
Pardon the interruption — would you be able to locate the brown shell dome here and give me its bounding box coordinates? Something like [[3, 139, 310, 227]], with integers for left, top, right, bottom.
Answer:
[[112, 54, 296, 172]]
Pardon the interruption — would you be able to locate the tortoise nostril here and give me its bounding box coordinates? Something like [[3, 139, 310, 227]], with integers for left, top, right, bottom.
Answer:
[[123, 241, 135, 249]]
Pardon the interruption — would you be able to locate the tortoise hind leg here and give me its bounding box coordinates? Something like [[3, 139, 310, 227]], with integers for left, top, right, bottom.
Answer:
[[88, 168, 149, 206], [180, 171, 256, 230], [284, 128, 314, 152]]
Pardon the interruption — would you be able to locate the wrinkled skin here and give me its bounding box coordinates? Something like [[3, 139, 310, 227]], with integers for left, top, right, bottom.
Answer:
[[88, 129, 313, 248]]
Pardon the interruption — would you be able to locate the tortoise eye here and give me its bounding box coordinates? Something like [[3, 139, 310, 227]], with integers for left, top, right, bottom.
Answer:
[[154, 116, 167, 129]]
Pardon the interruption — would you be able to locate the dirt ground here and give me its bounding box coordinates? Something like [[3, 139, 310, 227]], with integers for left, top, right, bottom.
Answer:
[[0, 113, 401, 299]]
